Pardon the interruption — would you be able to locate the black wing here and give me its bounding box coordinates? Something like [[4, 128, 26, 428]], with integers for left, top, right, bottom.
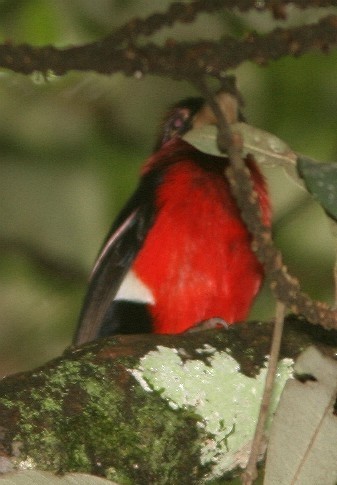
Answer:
[[73, 173, 159, 345]]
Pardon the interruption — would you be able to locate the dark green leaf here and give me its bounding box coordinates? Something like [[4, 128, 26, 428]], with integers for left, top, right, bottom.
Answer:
[[297, 156, 337, 221]]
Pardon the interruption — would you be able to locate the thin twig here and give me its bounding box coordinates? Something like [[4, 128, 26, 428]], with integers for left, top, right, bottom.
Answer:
[[241, 301, 286, 484]]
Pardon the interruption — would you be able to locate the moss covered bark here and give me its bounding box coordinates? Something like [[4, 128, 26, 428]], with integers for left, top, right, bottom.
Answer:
[[0, 317, 337, 484]]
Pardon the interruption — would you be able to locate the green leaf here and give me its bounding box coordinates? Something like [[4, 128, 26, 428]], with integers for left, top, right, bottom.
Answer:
[[184, 124, 337, 221], [183, 122, 297, 165], [183, 123, 303, 188], [298, 156, 337, 221]]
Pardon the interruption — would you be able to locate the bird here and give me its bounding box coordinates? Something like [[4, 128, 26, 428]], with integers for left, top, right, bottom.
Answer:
[[73, 92, 271, 346]]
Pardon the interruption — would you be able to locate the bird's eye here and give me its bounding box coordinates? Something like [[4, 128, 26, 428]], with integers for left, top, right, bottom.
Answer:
[[153, 97, 205, 152], [172, 116, 184, 130], [171, 108, 190, 130], [161, 108, 192, 147]]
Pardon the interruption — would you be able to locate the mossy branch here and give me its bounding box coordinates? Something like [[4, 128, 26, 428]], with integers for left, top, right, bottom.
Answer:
[[1, 318, 337, 483]]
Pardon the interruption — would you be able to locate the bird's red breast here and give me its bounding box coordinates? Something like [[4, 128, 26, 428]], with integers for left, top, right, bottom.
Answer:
[[133, 137, 271, 333]]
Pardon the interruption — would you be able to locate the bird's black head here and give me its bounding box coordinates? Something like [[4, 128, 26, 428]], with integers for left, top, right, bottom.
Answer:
[[153, 97, 205, 152], [153, 91, 244, 153]]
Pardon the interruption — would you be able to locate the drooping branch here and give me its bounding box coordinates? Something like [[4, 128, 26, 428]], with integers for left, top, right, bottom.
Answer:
[[197, 80, 337, 331], [225, 148, 337, 330]]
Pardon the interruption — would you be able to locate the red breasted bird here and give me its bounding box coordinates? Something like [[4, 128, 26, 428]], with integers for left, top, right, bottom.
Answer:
[[74, 93, 271, 345]]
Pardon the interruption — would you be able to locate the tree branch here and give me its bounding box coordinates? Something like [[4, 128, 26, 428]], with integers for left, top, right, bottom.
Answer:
[[1, 318, 336, 481], [1, 15, 337, 79]]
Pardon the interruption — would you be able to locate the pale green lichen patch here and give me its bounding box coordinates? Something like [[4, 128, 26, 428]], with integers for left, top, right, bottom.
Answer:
[[130, 345, 294, 481]]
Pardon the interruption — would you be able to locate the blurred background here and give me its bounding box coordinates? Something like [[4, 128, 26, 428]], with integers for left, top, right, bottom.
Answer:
[[0, 1, 337, 376]]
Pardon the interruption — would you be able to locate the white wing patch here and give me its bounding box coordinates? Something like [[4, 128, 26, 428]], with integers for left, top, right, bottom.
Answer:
[[114, 270, 155, 305]]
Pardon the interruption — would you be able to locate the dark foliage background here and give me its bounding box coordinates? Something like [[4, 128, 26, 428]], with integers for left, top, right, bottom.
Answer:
[[0, 1, 336, 375]]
